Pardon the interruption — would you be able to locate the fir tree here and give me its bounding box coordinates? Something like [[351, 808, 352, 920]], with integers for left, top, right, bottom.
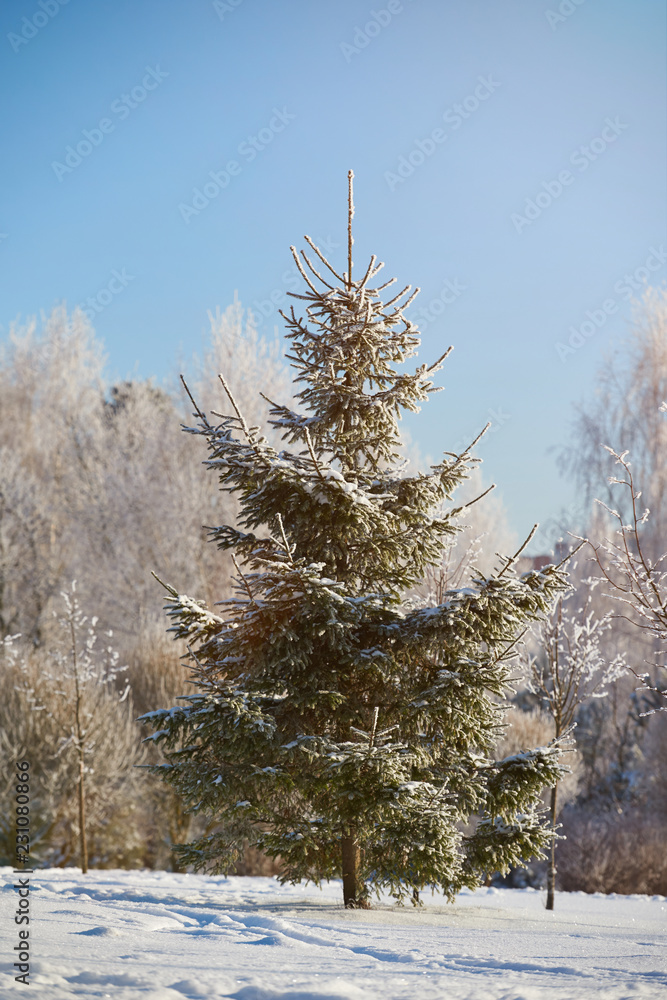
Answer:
[[142, 173, 570, 907]]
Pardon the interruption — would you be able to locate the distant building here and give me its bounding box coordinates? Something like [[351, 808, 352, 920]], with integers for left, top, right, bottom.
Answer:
[[517, 541, 571, 575]]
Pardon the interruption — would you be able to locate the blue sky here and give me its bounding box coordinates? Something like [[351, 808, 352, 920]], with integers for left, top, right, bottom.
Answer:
[[1, 0, 665, 548]]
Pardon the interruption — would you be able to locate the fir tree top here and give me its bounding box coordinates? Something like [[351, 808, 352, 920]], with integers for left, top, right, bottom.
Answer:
[[192, 172, 487, 597], [273, 170, 447, 476]]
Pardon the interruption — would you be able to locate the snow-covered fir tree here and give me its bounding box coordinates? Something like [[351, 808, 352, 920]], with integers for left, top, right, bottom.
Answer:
[[142, 173, 570, 907]]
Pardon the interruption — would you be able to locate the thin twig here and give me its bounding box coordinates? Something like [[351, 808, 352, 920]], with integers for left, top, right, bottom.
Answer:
[[299, 249, 335, 290], [289, 245, 321, 295], [303, 235, 346, 284], [276, 513, 294, 564], [498, 525, 539, 578], [369, 706, 379, 749], [402, 287, 421, 311], [458, 484, 496, 509], [383, 284, 412, 309], [554, 539, 585, 570], [151, 571, 177, 596], [180, 375, 207, 423], [217, 373, 269, 466], [357, 254, 378, 291], [442, 422, 491, 469], [492, 626, 530, 666], [427, 347, 454, 372], [347, 169, 354, 290], [231, 553, 256, 605], [304, 427, 327, 483]]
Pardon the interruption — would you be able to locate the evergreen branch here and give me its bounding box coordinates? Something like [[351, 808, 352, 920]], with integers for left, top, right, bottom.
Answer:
[[402, 287, 420, 311], [299, 249, 335, 290], [259, 391, 280, 410], [290, 245, 321, 296], [454, 483, 496, 512], [464, 421, 491, 452], [497, 525, 539, 578], [304, 427, 328, 483], [554, 539, 585, 570], [428, 347, 454, 372], [363, 296, 373, 330], [383, 283, 413, 309], [276, 513, 294, 565], [360, 262, 386, 286], [366, 260, 386, 283], [369, 706, 379, 749], [490, 627, 529, 668], [357, 254, 383, 291], [292, 317, 358, 341], [217, 373, 254, 442], [180, 375, 208, 425], [231, 553, 257, 606], [357, 254, 378, 291], [283, 291, 320, 302], [151, 571, 178, 597], [217, 373, 270, 468], [440, 423, 490, 479], [303, 235, 346, 284], [186, 643, 216, 682]]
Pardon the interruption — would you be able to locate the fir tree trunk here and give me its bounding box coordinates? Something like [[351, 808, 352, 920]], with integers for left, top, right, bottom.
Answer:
[[341, 832, 364, 908], [546, 782, 558, 911]]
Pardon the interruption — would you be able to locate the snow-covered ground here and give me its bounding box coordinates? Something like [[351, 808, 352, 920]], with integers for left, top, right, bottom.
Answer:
[[1, 868, 665, 999]]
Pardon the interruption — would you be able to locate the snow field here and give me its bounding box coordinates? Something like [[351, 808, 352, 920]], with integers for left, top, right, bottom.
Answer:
[[1, 868, 665, 999]]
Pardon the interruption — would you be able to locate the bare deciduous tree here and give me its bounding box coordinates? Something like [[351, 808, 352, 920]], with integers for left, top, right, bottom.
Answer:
[[0, 591, 147, 869], [588, 447, 667, 710], [0, 306, 105, 642], [560, 287, 667, 557], [520, 570, 627, 909]]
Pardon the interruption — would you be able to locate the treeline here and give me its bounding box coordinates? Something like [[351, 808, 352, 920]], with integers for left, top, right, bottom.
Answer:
[[0, 291, 665, 892], [0, 299, 290, 869]]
